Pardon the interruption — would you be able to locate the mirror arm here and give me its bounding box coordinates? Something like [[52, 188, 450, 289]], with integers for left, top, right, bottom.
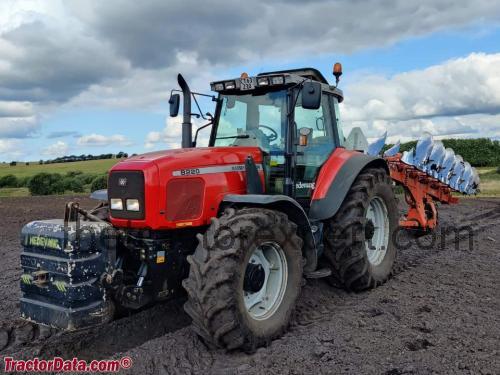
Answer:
[[192, 121, 213, 147], [287, 79, 306, 117], [191, 93, 207, 120]]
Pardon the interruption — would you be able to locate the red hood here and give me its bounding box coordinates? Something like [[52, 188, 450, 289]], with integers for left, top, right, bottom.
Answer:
[[108, 146, 265, 230], [114, 146, 263, 171]]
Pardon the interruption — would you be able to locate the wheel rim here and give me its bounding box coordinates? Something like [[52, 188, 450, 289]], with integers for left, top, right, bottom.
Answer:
[[365, 196, 390, 266], [243, 242, 288, 321]]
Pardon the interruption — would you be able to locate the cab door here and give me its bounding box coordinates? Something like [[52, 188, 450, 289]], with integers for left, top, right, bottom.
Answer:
[[294, 92, 338, 200]]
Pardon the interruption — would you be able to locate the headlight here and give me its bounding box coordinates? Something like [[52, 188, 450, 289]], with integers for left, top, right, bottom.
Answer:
[[271, 75, 284, 85], [110, 198, 123, 210], [126, 199, 140, 212], [257, 77, 269, 86], [224, 81, 236, 90]]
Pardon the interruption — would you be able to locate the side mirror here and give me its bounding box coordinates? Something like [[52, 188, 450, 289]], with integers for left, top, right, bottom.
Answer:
[[169, 93, 180, 117], [301, 81, 322, 110]]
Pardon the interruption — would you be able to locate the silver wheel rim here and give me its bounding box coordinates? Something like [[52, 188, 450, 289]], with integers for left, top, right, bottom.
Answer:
[[365, 197, 390, 266], [244, 242, 288, 321]]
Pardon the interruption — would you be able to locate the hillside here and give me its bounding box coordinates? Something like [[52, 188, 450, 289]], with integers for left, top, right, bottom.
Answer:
[[0, 159, 119, 179]]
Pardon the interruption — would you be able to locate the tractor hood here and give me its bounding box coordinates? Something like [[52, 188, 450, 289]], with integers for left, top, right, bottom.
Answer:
[[122, 146, 263, 171], [108, 146, 264, 230]]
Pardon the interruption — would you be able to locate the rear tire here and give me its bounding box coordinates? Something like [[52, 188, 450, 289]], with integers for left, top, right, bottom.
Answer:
[[182, 208, 303, 351], [324, 167, 398, 291]]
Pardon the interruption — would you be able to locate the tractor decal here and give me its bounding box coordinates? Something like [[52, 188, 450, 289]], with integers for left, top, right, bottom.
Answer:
[[172, 163, 263, 176]]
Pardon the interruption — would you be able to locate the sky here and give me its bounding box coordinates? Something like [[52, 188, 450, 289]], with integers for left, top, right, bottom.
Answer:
[[1, 0, 500, 162]]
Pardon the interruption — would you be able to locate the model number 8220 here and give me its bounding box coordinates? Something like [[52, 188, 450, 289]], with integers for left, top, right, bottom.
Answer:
[[180, 168, 201, 176]]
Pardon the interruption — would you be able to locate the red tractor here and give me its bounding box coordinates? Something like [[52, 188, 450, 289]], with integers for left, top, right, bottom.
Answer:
[[21, 65, 401, 351]]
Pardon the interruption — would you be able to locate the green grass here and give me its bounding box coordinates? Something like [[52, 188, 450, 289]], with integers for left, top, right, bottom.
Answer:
[[0, 159, 119, 179], [475, 167, 500, 197], [0, 159, 122, 197], [0, 187, 30, 197]]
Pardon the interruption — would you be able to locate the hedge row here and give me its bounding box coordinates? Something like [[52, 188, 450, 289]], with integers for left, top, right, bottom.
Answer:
[[0, 171, 108, 196]]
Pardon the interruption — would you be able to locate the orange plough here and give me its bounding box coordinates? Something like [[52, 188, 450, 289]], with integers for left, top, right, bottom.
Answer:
[[386, 154, 459, 231]]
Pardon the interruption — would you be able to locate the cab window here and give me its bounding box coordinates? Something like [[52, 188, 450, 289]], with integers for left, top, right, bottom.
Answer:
[[294, 92, 336, 198]]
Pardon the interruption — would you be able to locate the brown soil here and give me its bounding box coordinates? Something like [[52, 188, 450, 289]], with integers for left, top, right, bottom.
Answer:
[[0, 196, 499, 374]]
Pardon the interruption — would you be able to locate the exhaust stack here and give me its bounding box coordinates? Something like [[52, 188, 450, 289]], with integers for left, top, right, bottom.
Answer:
[[178, 74, 192, 148]]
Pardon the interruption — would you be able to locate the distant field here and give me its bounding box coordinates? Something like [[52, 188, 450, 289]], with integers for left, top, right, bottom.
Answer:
[[0, 159, 119, 179], [475, 167, 500, 197], [0, 187, 30, 198]]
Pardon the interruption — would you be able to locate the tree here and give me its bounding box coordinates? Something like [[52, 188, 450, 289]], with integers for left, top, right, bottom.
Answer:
[[90, 175, 108, 192], [28, 173, 65, 195], [0, 174, 18, 188]]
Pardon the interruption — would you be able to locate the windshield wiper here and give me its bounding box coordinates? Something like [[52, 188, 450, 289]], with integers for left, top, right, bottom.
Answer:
[[215, 134, 250, 140]]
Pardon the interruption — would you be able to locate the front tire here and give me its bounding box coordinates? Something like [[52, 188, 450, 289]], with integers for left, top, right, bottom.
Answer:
[[182, 208, 303, 351], [324, 167, 398, 291]]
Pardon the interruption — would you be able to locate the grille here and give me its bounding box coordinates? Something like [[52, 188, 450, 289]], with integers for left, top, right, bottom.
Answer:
[[166, 178, 204, 221], [108, 171, 145, 220]]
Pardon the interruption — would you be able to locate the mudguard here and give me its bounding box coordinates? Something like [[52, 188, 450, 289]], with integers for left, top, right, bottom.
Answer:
[[221, 194, 311, 229], [309, 148, 389, 221], [220, 194, 318, 272]]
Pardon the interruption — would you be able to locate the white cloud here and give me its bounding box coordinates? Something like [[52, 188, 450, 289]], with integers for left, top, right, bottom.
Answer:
[[77, 133, 132, 147], [0, 101, 33, 117], [341, 53, 500, 140], [0, 139, 23, 160], [42, 140, 69, 156], [145, 116, 210, 150], [0, 116, 38, 138]]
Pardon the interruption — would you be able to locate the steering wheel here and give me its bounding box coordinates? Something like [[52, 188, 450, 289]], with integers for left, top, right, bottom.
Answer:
[[258, 125, 278, 142]]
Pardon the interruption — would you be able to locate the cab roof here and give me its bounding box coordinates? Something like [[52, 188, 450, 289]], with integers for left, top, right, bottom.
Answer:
[[257, 67, 329, 84]]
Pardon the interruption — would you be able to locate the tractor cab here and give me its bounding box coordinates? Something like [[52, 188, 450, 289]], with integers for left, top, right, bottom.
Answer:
[[170, 67, 345, 204]]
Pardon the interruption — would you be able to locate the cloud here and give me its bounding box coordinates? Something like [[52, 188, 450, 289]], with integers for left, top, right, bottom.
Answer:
[[0, 139, 23, 160], [0, 21, 129, 103], [145, 117, 210, 150], [42, 141, 69, 156], [46, 131, 82, 139], [77, 133, 132, 147], [341, 53, 500, 140], [0, 2, 129, 139], [344, 53, 500, 122], [0, 101, 33, 117], [70, 52, 218, 110], [70, 0, 500, 69], [4, 0, 500, 108], [0, 116, 38, 138], [1, 1, 500, 146]]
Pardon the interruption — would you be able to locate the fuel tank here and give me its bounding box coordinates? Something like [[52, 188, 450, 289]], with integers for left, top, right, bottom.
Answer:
[[108, 147, 264, 230]]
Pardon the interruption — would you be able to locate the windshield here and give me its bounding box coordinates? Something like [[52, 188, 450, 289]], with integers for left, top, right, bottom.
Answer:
[[213, 90, 287, 153]]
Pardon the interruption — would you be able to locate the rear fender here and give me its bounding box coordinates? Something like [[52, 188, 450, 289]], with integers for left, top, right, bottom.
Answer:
[[309, 148, 389, 221], [220, 194, 317, 272]]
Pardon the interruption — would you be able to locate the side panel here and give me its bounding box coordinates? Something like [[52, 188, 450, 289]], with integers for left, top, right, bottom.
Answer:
[[309, 148, 388, 221]]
